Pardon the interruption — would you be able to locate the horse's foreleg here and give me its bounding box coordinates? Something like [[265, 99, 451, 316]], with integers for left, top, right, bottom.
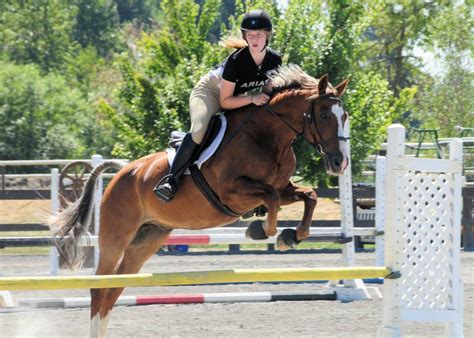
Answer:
[[225, 177, 281, 238], [277, 183, 318, 250]]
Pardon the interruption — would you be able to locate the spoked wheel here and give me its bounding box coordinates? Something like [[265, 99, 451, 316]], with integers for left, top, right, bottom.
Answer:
[[59, 161, 93, 208]]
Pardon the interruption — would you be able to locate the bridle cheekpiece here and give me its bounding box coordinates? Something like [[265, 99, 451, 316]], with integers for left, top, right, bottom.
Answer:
[[263, 93, 349, 154]]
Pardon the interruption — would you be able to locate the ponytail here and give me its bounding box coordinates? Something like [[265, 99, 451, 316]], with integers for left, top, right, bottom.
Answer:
[[220, 33, 247, 49]]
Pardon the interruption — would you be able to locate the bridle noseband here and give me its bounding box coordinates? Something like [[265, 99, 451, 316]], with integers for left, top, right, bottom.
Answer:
[[263, 94, 349, 153]]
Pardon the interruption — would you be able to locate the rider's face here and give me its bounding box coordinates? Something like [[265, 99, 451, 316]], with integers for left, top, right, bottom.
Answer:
[[245, 30, 268, 51]]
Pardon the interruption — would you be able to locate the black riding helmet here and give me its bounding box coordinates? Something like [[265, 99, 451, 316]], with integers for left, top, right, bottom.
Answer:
[[241, 9, 273, 31], [241, 10, 273, 51]]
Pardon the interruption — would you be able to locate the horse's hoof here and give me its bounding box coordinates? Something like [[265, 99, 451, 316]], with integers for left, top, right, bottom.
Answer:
[[276, 229, 301, 251], [245, 220, 269, 240]]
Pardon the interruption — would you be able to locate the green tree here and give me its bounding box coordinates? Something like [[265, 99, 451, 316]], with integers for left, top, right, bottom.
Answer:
[[115, 0, 159, 24], [0, 61, 116, 160], [270, 0, 397, 184], [71, 0, 121, 57], [359, 1, 448, 96], [0, 0, 76, 72], [412, 3, 473, 136], [0, 62, 88, 159], [104, 0, 222, 157]]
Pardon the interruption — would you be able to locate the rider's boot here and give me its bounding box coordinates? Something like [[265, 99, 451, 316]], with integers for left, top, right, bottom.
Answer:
[[153, 133, 199, 203]]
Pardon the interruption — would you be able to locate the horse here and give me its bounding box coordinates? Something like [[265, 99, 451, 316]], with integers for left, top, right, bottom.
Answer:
[[51, 65, 349, 337]]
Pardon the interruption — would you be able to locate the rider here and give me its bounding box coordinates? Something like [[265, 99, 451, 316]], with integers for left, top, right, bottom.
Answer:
[[154, 9, 282, 203]]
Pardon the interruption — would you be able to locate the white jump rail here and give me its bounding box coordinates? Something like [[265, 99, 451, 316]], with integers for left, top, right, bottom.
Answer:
[[0, 159, 127, 166]]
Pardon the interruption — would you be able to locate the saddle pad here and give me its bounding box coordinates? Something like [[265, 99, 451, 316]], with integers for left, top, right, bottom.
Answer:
[[166, 114, 227, 174]]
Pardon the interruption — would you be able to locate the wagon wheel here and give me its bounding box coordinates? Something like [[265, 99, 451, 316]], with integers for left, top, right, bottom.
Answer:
[[59, 161, 93, 208]]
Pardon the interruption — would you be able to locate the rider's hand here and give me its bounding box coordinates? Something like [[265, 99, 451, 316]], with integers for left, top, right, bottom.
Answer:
[[251, 93, 270, 106]]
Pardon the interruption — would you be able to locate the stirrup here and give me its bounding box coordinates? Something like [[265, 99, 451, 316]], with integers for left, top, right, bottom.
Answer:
[[154, 175, 177, 203]]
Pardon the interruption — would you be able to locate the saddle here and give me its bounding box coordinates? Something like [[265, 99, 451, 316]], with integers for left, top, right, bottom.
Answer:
[[168, 114, 267, 219], [169, 114, 223, 156]]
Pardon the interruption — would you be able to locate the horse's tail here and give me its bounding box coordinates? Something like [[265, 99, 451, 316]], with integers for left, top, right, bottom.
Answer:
[[50, 160, 127, 271]]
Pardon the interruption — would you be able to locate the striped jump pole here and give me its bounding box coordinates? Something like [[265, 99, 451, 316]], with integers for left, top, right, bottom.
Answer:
[[18, 291, 337, 309], [0, 267, 392, 291], [0, 233, 354, 248]]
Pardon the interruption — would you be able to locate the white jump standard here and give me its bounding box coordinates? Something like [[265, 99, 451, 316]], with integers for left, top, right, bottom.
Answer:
[[381, 124, 464, 337]]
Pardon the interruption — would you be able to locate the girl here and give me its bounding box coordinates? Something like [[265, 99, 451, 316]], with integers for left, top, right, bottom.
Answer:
[[154, 9, 282, 202]]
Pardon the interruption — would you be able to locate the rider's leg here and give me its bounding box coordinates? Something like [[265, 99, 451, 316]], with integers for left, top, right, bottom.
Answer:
[[153, 133, 199, 202], [154, 75, 220, 203]]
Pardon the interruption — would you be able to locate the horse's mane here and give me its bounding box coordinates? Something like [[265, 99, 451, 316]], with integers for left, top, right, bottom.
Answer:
[[269, 65, 319, 93], [268, 64, 335, 101]]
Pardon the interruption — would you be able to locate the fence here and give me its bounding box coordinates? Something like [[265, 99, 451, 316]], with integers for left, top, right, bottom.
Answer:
[[1, 155, 473, 252]]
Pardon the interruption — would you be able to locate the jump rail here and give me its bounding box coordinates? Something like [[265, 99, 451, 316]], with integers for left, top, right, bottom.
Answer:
[[18, 291, 338, 309], [0, 267, 392, 290], [0, 232, 355, 247]]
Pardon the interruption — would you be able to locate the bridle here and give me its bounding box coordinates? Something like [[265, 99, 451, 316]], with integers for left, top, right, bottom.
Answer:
[[263, 93, 349, 153]]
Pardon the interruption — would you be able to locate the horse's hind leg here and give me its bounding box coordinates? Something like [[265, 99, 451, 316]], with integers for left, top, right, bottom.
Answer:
[[96, 225, 172, 337], [90, 216, 142, 338]]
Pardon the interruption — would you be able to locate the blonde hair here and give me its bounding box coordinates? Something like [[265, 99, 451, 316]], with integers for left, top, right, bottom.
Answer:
[[220, 32, 247, 49]]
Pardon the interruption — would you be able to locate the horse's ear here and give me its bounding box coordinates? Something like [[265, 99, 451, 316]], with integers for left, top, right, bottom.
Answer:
[[318, 74, 329, 95], [335, 78, 350, 97]]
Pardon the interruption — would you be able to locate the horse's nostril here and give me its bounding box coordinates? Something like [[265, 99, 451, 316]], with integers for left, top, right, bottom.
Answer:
[[334, 158, 341, 167]]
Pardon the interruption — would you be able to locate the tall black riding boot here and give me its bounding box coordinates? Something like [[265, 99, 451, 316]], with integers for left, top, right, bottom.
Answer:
[[153, 133, 199, 203]]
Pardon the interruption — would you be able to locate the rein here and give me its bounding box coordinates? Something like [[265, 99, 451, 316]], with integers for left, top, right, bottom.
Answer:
[[263, 104, 302, 135], [263, 94, 349, 153]]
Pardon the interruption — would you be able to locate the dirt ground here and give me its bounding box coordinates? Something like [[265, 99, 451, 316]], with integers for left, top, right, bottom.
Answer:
[[0, 252, 473, 338], [0, 197, 341, 224]]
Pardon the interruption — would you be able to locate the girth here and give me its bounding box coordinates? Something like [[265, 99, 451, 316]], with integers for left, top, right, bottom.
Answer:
[[189, 165, 242, 217]]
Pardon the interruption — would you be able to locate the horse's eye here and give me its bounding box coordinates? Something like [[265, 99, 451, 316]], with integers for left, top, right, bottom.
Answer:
[[320, 113, 328, 119]]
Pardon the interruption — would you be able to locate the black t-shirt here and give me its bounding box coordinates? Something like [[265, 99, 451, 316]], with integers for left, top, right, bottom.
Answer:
[[221, 47, 282, 96]]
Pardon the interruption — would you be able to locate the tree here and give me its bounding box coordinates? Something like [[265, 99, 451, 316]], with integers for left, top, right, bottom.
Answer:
[[0, 62, 85, 159], [0, 0, 77, 73], [412, 3, 474, 137], [104, 0, 222, 157], [270, 0, 399, 184], [114, 0, 159, 24], [0, 61, 115, 160], [71, 0, 121, 57], [359, 1, 448, 96]]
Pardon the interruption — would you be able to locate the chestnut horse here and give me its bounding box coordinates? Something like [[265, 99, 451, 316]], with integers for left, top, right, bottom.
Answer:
[[52, 65, 349, 337]]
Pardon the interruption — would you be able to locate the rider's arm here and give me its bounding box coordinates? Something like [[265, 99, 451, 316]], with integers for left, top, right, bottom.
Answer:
[[262, 84, 273, 93], [220, 79, 253, 109], [220, 80, 270, 108]]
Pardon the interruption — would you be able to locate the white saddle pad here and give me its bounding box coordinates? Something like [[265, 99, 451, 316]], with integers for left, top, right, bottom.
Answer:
[[166, 114, 227, 174]]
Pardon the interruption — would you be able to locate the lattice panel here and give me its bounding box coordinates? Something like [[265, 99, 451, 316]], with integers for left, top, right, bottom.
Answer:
[[396, 172, 455, 310]]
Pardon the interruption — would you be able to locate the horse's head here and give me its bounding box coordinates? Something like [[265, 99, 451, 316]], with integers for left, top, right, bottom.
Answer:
[[302, 74, 350, 175], [268, 66, 350, 175]]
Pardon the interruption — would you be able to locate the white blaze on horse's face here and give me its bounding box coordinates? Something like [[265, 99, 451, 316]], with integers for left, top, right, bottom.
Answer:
[[330, 103, 349, 172]]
